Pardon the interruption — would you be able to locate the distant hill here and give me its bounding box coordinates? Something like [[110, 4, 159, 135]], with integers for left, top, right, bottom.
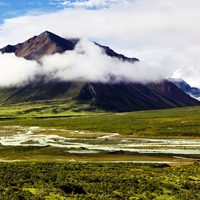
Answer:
[[169, 78, 200, 101], [0, 31, 199, 112]]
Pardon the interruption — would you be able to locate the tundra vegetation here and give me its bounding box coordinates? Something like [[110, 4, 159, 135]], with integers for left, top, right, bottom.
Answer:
[[0, 162, 200, 199], [0, 102, 199, 199]]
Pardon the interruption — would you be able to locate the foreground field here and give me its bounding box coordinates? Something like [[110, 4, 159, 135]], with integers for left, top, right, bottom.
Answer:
[[0, 105, 199, 199], [0, 162, 200, 200]]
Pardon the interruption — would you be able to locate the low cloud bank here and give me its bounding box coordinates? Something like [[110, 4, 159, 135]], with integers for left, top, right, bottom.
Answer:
[[0, 52, 40, 86], [0, 37, 162, 86], [172, 67, 200, 89]]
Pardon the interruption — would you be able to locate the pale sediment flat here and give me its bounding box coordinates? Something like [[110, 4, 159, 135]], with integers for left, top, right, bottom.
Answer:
[[0, 126, 200, 165]]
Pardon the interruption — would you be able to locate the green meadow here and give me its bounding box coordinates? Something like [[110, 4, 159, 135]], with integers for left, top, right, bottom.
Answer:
[[0, 101, 199, 137], [0, 102, 200, 199]]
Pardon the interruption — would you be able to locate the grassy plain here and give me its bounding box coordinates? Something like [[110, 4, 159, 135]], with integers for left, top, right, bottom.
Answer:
[[0, 99, 106, 118], [0, 103, 200, 199], [0, 102, 199, 137]]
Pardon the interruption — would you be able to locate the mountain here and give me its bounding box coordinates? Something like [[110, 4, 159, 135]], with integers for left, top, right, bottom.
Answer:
[[0, 31, 75, 60], [0, 31, 139, 62], [78, 81, 200, 111], [169, 78, 200, 101], [0, 31, 199, 112]]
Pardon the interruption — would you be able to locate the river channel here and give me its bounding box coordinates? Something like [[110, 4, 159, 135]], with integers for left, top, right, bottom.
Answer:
[[0, 126, 200, 165]]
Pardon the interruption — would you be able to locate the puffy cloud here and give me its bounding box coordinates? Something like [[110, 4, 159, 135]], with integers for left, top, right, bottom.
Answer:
[[0, 38, 161, 86], [0, 52, 40, 86], [172, 66, 200, 88], [57, 0, 126, 8], [41, 37, 161, 83]]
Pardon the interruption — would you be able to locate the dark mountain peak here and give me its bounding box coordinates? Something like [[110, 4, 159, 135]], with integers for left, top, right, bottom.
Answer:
[[31, 30, 61, 41], [0, 31, 139, 62], [37, 31, 72, 46], [38, 30, 52, 38], [35, 31, 52, 42]]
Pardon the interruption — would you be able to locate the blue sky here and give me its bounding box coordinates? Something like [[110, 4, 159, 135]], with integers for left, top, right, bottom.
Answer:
[[0, 0, 64, 23], [0, 0, 200, 88], [0, 0, 122, 23]]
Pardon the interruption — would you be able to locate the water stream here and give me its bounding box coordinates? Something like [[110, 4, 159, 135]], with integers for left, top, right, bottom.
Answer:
[[0, 126, 200, 164]]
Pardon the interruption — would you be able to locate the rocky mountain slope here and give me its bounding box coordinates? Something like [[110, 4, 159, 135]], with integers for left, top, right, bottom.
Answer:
[[169, 78, 200, 101], [0, 31, 199, 111]]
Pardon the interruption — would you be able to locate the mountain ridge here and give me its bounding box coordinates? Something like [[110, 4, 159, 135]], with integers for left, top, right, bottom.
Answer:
[[0, 31, 139, 62], [169, 78, 200, 101], [0, 31, 199, 112], [0, 31, 75, 60]]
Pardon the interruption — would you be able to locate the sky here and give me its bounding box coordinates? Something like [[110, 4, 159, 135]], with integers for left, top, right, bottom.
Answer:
[[0, 0, 200, 88]]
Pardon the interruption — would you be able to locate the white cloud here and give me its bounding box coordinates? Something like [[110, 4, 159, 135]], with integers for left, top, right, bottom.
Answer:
[[41, 37, 161, 83], [57, 0, 126, 8], [0, 38, 161, 86], [0, 53, 40, 86], [0, 0, 200, 87], [172, 66, 200, 88]]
